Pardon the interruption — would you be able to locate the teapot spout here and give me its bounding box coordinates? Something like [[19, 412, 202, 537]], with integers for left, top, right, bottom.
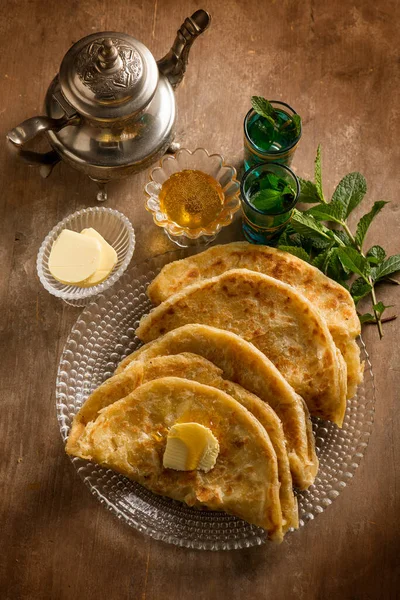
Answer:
[[157, 10, 210, 89]]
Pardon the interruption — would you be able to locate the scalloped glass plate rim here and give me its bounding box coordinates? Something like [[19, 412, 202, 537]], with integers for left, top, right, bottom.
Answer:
[[56, 249, 376, 551]]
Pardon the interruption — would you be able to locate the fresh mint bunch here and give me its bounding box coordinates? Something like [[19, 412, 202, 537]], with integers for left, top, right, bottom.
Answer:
[[278, 145, 399, 338], [251, 96, 302, 137]]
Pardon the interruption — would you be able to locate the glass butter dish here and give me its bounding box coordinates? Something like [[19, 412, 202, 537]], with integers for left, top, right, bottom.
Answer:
[[145, 148, 240, 247], [37, 207, 135, 306]]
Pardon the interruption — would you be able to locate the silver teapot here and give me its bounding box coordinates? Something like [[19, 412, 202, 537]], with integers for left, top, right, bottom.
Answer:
[[7, 10, 210, 201]]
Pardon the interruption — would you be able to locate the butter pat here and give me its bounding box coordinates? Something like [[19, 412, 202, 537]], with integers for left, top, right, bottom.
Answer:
[[163, 423, 219, 473], [48, 229, 101, 284], [80, 228, 118, 286]]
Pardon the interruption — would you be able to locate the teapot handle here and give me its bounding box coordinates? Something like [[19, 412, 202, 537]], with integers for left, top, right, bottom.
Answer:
[[157, 9, 211, 89], [6, 115, 77, 178]]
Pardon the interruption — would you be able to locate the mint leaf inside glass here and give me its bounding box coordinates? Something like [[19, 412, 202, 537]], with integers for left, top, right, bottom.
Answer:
[[250, 174, 296, 212]]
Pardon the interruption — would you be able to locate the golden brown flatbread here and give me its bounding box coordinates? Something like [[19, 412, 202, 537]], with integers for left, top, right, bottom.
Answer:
[[67, 353, 298, 531], [67, 377, 284, 540], [117, 324, 318, 490], [137, 270, 348, 426], [147, 242, 362, 397]]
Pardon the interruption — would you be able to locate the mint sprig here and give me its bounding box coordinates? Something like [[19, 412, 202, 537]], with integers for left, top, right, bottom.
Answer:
[[278, 145, 399, 338], [251, 95, 302, 137]]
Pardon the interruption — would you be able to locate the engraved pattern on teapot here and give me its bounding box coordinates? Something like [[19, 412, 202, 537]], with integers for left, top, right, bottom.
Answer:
[[76, 39, 143, 99]]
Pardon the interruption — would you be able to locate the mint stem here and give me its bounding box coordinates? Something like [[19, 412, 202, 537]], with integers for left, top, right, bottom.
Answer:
[[369, 282, 384, 338], [280, 119, 293, 132], [364, 315, 397, 325], [341, 221, 384, 338], [382, 315, 397, 323]]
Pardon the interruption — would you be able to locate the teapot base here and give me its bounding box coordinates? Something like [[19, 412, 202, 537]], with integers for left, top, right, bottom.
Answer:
[[167, 141, 181, 154], [90, 178, 109, 202]]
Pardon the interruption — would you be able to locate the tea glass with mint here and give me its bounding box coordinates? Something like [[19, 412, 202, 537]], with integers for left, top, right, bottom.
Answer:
[[244, 100, 301, 171], [240, 162, 299, 244]]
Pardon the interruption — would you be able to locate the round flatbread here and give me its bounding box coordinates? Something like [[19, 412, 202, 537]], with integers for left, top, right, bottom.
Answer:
[[67, 377, 284, 541]]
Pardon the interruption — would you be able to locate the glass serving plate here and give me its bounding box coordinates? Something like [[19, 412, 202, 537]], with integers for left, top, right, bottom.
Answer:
[[56, 250, 375, 551]]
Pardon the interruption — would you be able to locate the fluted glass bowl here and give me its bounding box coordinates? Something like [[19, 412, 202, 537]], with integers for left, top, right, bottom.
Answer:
[[37, 207, 135, 307], [145, 148, 241, 247], [57, 250, 375, 550]]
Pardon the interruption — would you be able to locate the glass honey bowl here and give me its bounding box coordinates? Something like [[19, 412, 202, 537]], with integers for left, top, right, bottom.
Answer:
[[144, 148, 241, 247]]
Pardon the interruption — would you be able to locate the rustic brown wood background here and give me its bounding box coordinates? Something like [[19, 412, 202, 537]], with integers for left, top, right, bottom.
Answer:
[[1, 0, 399, 598]]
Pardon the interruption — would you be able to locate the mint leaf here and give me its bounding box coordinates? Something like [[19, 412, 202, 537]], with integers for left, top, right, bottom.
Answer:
[[291, 114, 302, 137], [336, 247, 371, 282], [370, 266, 378, 279], [331, 172, 367, 218], [374, 255, 400, 281], [298, 178, 321, 204], [327, 247, 352, 281], [307, 236, 333, 250], [315, 247, 335, 274], [251, 96, 276, 126], [278, 231, 304, 248], [334, 230, 352, 246], [277, 245, 311, 263], [314, 145, 325, 203], [288, 233, 304, 247], [323, 228, 347, 248], [265, 173, 281, 188], [366, 245, 386, 265], [312, 247, 350, 282], [306, 202, 345, 224], [277, 225, 304, 248], [359, 312, 376, 324], [281, 182, 296, 197], [277, 229, 290, 246], [373, 301, 392, 316], [250, 189, 283, 211], [350, 277, 372, 304], [290, 209, 332, 240], [312, 251, 329, 270], [250, 180, 295, 211], [354, 201, 388, 248]]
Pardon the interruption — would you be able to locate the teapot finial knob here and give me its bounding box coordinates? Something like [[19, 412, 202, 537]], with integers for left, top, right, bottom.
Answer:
[[97, 38, 123, 71]]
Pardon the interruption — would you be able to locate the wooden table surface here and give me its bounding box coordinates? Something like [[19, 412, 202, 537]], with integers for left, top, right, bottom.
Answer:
[[1, 1, 399, 598]]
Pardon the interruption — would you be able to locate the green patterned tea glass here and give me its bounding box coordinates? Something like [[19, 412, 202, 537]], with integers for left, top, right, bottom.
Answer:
[[244, 101, 301, 171], [240, 162, 299, 244]]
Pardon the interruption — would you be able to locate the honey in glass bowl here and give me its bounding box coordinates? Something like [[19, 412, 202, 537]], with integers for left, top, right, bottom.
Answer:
[[159, 169, 224, 229]]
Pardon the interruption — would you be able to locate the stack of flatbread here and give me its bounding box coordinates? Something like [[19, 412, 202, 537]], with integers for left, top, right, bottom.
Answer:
[[67, 242, 363, 543]]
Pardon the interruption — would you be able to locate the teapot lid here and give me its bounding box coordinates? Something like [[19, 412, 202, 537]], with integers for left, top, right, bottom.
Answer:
[[59, 32, 159, 121]]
